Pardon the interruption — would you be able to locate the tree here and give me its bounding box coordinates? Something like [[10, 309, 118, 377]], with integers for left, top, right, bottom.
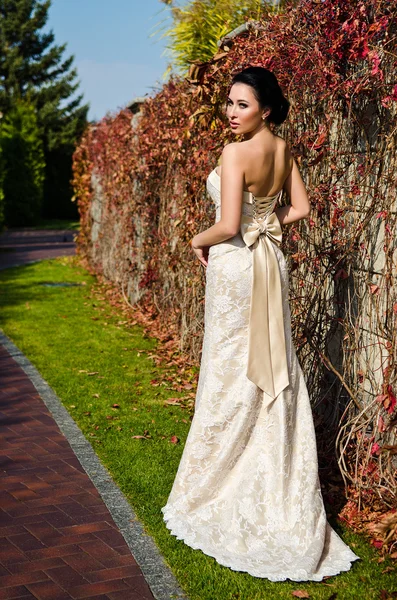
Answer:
[[0, 101, 45, 226], [158, 0, 284, 74], [0, 139, 4, 230], [0, 0, 89, 222]]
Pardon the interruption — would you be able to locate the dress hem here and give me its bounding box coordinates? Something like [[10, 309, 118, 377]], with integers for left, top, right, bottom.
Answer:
[[161, 506, 360, 582]]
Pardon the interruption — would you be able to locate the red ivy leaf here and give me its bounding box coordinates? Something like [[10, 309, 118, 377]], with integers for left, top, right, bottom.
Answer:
[[369, 284, 379, 295]]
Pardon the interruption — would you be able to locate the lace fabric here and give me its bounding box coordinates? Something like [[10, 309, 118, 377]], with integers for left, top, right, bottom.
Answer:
[[161, 169, 360, 581]]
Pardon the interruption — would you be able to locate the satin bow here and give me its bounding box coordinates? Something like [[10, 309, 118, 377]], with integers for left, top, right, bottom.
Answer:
[[240, 210, 290, 402]]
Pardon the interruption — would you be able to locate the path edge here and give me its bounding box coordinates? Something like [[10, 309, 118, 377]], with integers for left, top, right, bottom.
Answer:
[[0, 330, 188, 600]]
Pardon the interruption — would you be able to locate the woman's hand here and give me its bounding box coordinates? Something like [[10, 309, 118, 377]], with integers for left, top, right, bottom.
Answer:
[[191, 238, 209, 267]]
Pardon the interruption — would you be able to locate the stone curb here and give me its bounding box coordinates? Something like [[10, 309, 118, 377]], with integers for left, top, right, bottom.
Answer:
[[0, 331, 188, 600]]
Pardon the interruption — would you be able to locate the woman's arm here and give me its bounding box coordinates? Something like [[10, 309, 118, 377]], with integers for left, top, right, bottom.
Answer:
[[274, 157, 311, 225], [191, 143, 244, 266]]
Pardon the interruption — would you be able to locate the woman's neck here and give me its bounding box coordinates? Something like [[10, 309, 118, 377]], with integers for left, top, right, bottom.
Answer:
[[243, 122, 273, 142]]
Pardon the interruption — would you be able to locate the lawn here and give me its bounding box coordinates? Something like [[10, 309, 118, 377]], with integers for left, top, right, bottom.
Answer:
[[30, 218, 80, 230], [0, 256, 395, 600]]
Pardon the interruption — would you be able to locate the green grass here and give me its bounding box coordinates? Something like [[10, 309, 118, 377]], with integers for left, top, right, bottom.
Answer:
[[0, 257, 395, 600]]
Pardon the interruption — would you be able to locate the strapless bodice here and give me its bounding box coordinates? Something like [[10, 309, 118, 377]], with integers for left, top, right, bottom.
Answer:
[[206, 167, 289, 401], [207, 168, 282, 221]]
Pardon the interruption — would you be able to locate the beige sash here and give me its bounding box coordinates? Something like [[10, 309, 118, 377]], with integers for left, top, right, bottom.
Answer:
[[240, 203, 290, 401]]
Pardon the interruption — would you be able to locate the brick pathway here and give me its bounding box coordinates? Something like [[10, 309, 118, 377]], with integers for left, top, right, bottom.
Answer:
[[0, 344, 156, 599], [0, 229, 76, 270]]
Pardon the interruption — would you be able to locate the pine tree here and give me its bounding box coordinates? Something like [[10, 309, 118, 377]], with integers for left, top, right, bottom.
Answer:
[[0, 0, 89, 222]]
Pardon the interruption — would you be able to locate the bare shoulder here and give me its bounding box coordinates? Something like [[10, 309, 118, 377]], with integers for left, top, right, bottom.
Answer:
[[274, 134, 289, 151], [221, 142, 242, 158], [276, 137, 293, 171], [218, 142, 243, 167]]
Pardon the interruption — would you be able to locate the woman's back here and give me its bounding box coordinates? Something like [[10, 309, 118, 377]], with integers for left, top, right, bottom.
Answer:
[[218, 135, 293, 198]]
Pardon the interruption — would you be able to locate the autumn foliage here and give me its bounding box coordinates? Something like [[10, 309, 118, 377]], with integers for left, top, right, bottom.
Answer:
[[73, 0, 397, 552]]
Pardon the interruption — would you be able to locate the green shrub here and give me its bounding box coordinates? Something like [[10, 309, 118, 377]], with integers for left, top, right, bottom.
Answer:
[[0, 142, 5, 231], [1, 101, 45, 226], [160, 0, 270, 72]]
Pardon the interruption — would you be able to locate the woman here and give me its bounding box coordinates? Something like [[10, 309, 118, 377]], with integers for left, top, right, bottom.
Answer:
[[161, 67, 359, 581]]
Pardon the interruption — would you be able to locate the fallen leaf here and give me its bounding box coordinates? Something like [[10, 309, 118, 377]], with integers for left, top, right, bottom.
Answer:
[[132, 435, 147, 439], [292, 592, 310, 599], [382, 566, 394, 574], [370, 513, 397, 543], [112, 403, 120, 408], [87, 371, 99, 376], [92, 393, 100, 398], [165, 398, 182, 405], [385, 385, 396, 414], [170, 435, 179, 444]]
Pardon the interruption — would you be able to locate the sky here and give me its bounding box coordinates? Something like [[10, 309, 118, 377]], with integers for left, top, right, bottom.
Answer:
[[46, 0, 174, 121]]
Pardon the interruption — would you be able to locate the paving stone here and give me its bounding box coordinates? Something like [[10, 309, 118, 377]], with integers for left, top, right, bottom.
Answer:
[[26, 579, 72, 599], [84, 565, 142, 583], [0, 570, 48, 589], [68, 579, 131, 598], [45, 564, 89, 589], [0, 345, 155, 599], [6, 558, 66, 575], [0, 585, 33, 600]]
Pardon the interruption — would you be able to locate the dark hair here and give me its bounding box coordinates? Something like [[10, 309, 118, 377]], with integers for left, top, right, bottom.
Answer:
[[231, 67, 290, 125]]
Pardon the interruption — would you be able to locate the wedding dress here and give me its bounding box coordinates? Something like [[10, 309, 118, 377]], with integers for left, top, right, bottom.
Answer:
[[161, 168, 359, 581]]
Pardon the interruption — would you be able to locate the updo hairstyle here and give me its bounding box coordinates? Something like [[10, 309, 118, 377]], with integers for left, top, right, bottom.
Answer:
[[231, 67, 290, 125]]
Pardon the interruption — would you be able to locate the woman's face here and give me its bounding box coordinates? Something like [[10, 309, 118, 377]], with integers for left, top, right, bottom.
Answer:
[[226, 83, 268, 136]]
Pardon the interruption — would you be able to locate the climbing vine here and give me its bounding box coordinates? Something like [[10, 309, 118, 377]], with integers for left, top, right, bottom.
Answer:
[[73, 0, 397, 553]]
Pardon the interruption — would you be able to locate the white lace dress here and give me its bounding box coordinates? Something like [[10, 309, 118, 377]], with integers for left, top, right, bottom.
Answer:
[[161, 168, 359, 581]]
